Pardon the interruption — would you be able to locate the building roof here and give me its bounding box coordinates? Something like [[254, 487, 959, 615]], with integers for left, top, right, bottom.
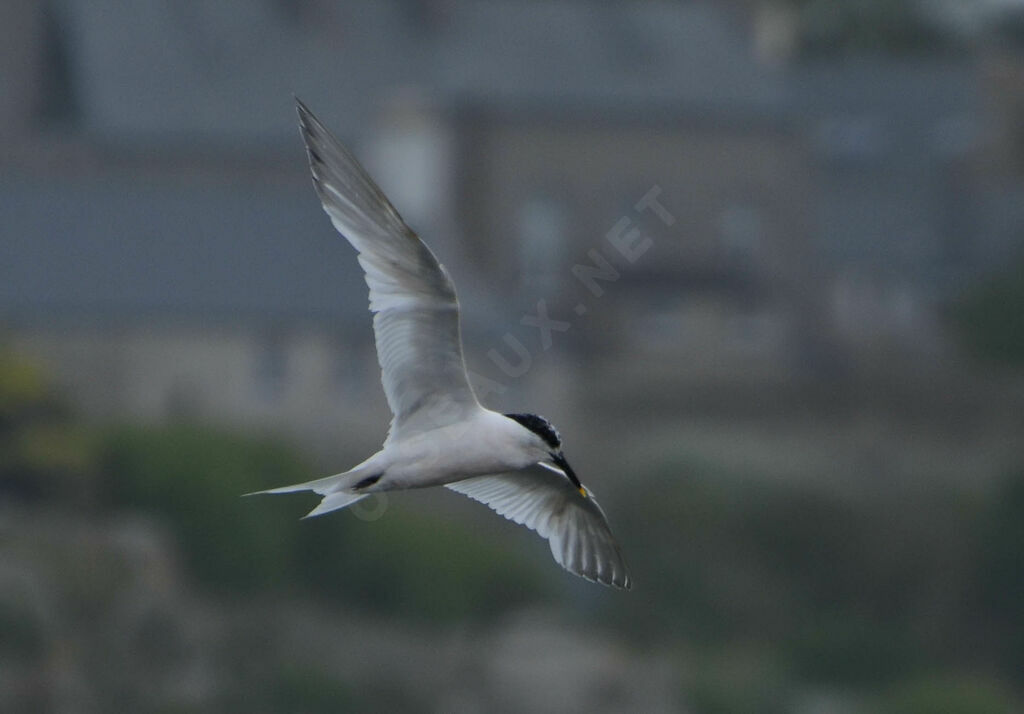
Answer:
[[49, 0, 787, 145], [2, 0, 797, 328], [434, 1, 788, 115], [0, 170, 372, 327]]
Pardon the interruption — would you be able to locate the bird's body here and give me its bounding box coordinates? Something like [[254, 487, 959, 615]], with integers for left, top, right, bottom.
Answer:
[[251, 99, 631, 589], [335, 410, 541, 493], [385, 410, 540, 487]]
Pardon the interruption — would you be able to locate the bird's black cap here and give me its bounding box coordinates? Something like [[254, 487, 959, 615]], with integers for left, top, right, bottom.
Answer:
[[505, 413, 561, 449]]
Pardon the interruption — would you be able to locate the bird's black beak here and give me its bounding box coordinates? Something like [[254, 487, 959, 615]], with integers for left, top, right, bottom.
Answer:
[[550, 451, 586, 495]]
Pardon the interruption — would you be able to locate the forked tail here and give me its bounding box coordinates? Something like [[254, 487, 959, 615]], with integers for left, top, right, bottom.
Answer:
[[245, 466, 379, 518]]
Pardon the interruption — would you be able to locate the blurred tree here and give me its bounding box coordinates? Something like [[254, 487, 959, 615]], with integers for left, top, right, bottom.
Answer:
[[991, 8, 1024, 51], [953, 255, 1024, 366], [878, 674, 1018, 714], [615, 451, 1024, 704], [971, 470, 1024, 684], [98, 423, 551, 618], [267, 665, 363, 714], [99, 424, 307, 591], [294, 504, 551, 622], [0, 347, 97, 504], [783, 0, 959, 55]]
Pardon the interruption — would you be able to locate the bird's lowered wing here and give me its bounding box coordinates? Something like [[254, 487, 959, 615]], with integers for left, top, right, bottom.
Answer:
[[446, 464, 631, 589], [296, 99, 479, 440]]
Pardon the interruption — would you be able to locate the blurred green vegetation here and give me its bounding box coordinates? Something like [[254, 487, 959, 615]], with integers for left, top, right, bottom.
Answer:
[[611, 453, 1024, 702], [971, 467, 1024, 679], [784, 0, 959, 56], [953, 255, 1024, 366], [295, 507, 548, 621], [97, 424, 550, 619], [3, 347, 1023, 709], [262, 664, 426, 714], [1, 346, 548, 623], [877, 675, 1018, 714], [99, 424, 305, 591], [266, 665, 362, 714], [0, 594, 47, 660], [684, 644, 791, 714], [0, 349, 97, 503]]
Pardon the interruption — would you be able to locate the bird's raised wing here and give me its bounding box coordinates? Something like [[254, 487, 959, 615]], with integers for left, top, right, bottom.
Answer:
[[297, 99, 479, 440], [446, 464, 631, 589]]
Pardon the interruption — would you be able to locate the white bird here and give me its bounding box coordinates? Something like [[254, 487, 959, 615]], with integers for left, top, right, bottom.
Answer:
[[252, 99, 630, 589]]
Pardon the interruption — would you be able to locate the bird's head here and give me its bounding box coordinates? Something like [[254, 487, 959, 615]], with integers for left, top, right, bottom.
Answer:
[[504, 412, 585, 495]]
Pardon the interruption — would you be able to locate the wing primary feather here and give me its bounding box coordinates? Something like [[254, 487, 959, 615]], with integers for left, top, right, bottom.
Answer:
[[295, 99, 480, 440], [446, 464, 631, 589]]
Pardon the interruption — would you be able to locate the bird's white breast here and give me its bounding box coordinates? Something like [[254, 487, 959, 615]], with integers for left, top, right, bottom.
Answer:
[[381, 409, 535, 489]]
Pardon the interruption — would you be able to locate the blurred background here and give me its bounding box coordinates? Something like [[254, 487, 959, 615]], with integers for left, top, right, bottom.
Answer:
[[3, 1, 1024, 712]]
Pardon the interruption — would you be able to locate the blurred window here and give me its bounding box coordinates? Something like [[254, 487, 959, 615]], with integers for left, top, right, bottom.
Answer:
[[38, 5, 80, 125], [814, 116, 887, 160], [517, 195, 568, 292], [719, 203, 762, 261]]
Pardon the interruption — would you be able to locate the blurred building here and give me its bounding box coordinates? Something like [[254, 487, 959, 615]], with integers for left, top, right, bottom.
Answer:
[[797, 60, 982, 356], [2, 0, 1024, 448], [439, 1, 812, 385], [0, 168, 388, 450]]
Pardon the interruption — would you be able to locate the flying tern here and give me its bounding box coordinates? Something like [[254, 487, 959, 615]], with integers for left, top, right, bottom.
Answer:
[[252, 99, 631, 589]]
